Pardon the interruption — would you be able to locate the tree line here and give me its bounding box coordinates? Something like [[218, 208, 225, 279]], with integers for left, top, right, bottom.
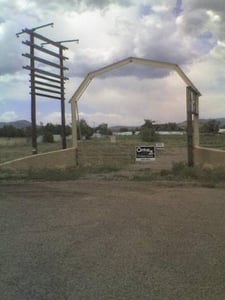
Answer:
[[0, 119, 222, 140], [0, 121, 111, 141], [0, 123, 71, 141]]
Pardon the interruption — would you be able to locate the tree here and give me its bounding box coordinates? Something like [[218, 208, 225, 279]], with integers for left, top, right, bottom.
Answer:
[[24, 126, 32, 138], [0, 125, 25, 137], [154, 122, 182, 131], [201, 120, 220, 134], [95, 123, 112, 135], [39, 123, 72, 143], [65, 125, 72, 136], [78, 119, 93, 139], [139, 119, 160, 142], [41, 123, 55, 143], [119, 127, 128, 132]]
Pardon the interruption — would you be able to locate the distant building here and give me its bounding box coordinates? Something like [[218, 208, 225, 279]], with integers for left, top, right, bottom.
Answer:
[[156, 131, 185, 135], [53, 134, 62, 142], [219, 129, 225, 134], [92, 133, 104, 139], [113, 131, 134, 136]]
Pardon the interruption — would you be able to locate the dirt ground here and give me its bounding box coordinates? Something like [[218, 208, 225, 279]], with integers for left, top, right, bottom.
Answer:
[[1, 177, 225, 300]]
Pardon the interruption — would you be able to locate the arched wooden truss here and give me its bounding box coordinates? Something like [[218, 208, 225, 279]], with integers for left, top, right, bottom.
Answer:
[[69, 57, 201, 166]]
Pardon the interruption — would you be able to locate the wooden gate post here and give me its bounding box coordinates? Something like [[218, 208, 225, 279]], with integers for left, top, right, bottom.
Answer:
[[193, 94, 200, 147], [71, 100, 78, 148], [186, 87, 194, 167]]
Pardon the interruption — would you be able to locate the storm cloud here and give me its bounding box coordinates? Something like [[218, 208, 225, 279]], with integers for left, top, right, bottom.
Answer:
[[0, 0, 225, 125]]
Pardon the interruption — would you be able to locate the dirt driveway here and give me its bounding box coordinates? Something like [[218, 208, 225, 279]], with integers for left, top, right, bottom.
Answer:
[[1, 179, 225, 300]]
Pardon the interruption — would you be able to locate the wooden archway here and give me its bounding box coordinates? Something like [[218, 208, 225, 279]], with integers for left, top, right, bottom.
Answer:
[[69, 57, 201, 166]]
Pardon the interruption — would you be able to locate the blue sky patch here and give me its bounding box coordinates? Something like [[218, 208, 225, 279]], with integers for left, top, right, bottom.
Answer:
[[173, 0, 183, 16], [139, 4, 153, 17], [196, 31, 217, 53]]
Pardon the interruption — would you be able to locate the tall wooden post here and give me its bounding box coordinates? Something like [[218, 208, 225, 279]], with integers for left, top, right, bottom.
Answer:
[[193, 94, 200, 146], [71, 100, 78, 148], [59, 46, 67, 149], [30, 32, 38, 154], [186, 87, 194, 167], [17, 24, 77, 154]]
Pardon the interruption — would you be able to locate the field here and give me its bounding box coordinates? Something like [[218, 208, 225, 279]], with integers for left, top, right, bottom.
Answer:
[[0, 133, 225, 165], [1, 135, 225, 299]]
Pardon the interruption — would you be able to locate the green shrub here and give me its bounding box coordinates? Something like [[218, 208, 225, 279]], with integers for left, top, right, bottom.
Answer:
[[139, 119, 160, 143], [43, 132, 54, 143], [140, 127, 160, 142]]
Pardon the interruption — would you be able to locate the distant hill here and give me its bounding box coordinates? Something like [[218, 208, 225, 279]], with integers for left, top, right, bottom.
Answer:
[[179, 118, 225, 128], [0, 120, 31, 129], [201, 118, 225, 127], [111, 118, 225, 132]]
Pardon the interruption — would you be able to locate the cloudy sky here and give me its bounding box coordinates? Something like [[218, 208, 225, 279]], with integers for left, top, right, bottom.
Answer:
[[0, 0, 225, 126]]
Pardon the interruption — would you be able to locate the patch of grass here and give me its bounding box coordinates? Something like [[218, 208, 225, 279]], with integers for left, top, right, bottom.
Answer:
[[26, 168, 82, 181], [132, 161, 225, 187], [200, 134, 225, 150], [0, 142, 67, 164], [0, 165, 121, 182], [0, 168, 79, 182], [171, 162, 225, 184], [0, 169, 28, 181]]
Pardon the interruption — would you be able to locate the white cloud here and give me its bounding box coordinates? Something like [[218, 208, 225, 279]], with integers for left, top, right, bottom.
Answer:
[[79, 111, 140, 127], [41, 111, 72, 125], [0, 72, 29, 102], [0, 20, 24, 75], [0, 111, 18, 122], [200, 93, 225, 119], [76, 72, 187, 126], [186, 54, 225, 119]]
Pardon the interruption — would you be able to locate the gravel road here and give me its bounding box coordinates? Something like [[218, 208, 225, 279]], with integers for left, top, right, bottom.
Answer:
[[1, 180, 225, 299]]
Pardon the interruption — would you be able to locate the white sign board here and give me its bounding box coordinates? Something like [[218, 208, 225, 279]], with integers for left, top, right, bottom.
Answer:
[[135, 145, 156, 161], [155, 142, 165, 150]]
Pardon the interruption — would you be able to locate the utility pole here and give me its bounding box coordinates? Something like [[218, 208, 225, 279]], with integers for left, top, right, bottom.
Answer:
[[30, 31, 37, 154], [17, 23, 78, 153], [42, 39, 79, 149], [17, 23, 54, 154]]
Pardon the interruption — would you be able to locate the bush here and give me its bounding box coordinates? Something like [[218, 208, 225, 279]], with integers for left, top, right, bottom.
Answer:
[[140, 127, 159, 142], [139, 119, 160, 142], [43, 132, 54, 143]]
